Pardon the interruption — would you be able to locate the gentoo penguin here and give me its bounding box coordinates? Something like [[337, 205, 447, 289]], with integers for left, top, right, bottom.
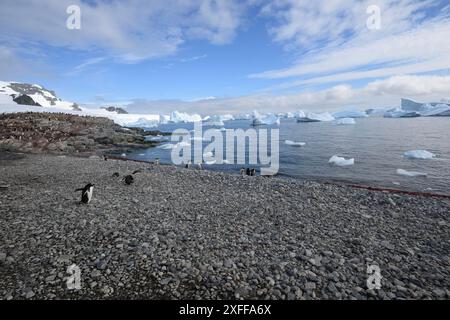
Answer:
[[103, 155, 108, 161], [246, 168, 251, 176], [250, 169, 256, 176], [185, 161, 192, 169], [123, 175, 134, 185], [155, 158, 160, 165], [75, 183, 94, 204], [240, 168, 246, 176]]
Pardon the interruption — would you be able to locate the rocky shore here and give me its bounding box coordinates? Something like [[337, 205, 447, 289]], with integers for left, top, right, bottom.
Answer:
[[0, 112, 163, 155], [0, 153, 449, 300]]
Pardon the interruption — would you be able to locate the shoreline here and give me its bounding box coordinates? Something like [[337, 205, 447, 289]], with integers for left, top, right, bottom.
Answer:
[[107, 154, 450, 200], [1, 152, 449, 300]]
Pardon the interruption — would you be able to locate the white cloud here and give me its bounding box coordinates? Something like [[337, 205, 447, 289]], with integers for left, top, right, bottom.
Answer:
[[252, 0, 450, 87], [0, 0, 248, 63], [126, 75, 450, 115]]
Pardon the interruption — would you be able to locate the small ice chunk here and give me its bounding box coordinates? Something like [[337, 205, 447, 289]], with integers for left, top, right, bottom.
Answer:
[[329, 155, 355, 167], [396, 169, 427, 177], [285, 140, 306, 147], [404, 150, 435, 160]]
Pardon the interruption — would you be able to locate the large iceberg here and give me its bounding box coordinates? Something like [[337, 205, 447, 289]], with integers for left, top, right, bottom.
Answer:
[[297, 112, 335, 122], [400, 99, 450, 117], [333, 110, 368, 119], [404, 150, 435, 160]]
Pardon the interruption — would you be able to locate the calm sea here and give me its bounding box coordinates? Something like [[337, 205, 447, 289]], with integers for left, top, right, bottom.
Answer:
[[125, 117, 450, 195]]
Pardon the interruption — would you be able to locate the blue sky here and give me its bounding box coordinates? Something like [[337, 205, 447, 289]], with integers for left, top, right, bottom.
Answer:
[[1, 0, 450, 114]]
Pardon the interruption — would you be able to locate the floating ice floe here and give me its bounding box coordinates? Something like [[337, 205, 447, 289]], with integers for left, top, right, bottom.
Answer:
[[158, 141, 191, 149], [297, 112, 335, 122], [404, 150, 435, 160], [335, 118, 356, 125], [396, 169, 427, 177], [329, 155, 355, 167], [333, 110, 368, 119], [285, 140, 306, 147]]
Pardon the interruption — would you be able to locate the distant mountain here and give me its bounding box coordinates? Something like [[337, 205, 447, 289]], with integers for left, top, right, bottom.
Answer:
[[0, 81, 80, 111]]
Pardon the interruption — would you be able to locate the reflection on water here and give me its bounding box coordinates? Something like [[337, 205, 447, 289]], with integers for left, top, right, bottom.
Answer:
[[127, 117, 450, 195]]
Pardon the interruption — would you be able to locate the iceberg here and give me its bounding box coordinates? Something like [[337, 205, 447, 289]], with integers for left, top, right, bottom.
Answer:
[[383, 108, 421, 118], [297, 112, 335, 122], [420, 104, 450, 117], [251, 111, 280, 126], [404, 150, 435, 160], [170, 111, 202, 123], [400, 99, 450, 117], [203, 115, 225, 126], [335, 118, 356, 125], [126, 117, 159, 128], [396, 169, 427, 177], [329, 155, 355, 167], [285, 140, 306, 147], [333, 110, 368, 119]]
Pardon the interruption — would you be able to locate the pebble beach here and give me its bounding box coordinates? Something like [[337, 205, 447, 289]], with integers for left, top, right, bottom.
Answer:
[[0, 153, 449, 300]]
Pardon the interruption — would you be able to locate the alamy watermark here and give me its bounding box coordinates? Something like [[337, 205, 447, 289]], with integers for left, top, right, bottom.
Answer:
[[367, 5, 381, 30], [66, 264, 82, 290], [170, 122, 279, 176], [367, 264, 382, 290], [66, 5, 81, 30]]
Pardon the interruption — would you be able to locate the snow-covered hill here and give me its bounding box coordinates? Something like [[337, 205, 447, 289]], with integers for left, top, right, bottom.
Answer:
[[0, 81, 80, 110]]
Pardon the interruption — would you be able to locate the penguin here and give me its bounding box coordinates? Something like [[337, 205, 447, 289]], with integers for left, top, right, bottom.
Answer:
[[75, 183, 94, 204], [185, 160, 192, 169], [240, 168, 246, 176], [103, 155, 108, 161], [250, 169, 256, 176], [123, 175, 134, 185], [112, 172, 120, 178], [246, 168, 251, 176], [155, 158, 160, 165]]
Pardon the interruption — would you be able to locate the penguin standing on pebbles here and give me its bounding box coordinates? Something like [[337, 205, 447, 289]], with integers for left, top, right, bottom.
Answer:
[[240, 168, 246, 176], [250, 169, 256, 176], [75, 183, 94, 204], [123, 175, 134, 185]]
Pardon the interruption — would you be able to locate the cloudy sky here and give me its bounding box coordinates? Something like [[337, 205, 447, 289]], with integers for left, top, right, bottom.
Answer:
[[1, 0, 450, 115]]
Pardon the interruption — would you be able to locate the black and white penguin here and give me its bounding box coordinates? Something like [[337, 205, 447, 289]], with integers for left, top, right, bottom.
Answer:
[[75, 183, 94, 204], [250, 169, 256, 176], [246, 168, 251, 176], [240, 168, 246, 176], [123, 175, 134, 185], [112, 172, 120, 178], [155, 158, 160, 165]]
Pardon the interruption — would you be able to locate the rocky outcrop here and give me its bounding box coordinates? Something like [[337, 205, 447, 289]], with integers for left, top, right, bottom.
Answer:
[[102, 106, 128, 114], [12, 94, 41, 106], [0, 112, 160, 154]]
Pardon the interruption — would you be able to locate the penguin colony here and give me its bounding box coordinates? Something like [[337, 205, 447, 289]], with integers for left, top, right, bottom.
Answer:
[[76, 157, 257, 204]]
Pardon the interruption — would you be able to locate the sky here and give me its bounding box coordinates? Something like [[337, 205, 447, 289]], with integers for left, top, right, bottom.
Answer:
[[1, 0, 450, 115]]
